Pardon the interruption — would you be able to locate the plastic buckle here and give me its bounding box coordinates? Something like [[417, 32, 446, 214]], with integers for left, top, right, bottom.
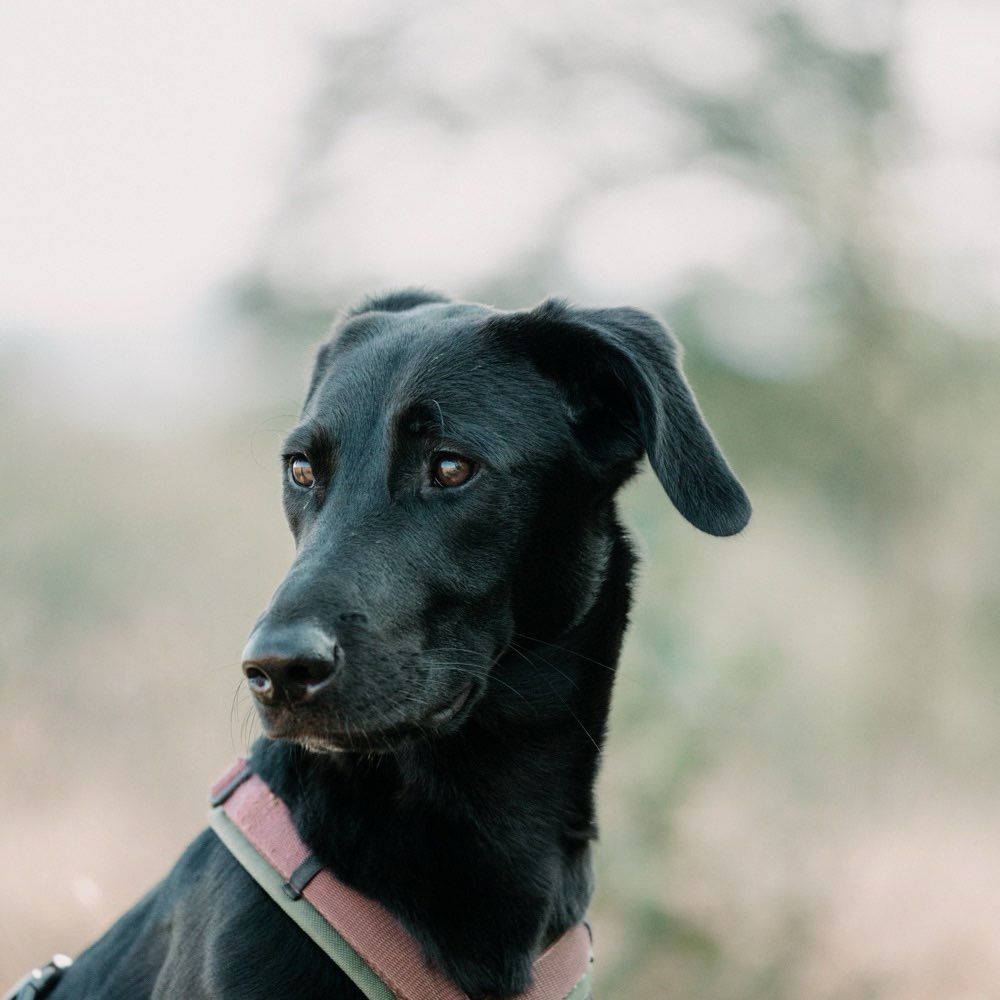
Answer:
[[2, 955, 72, 1000], [208, 761, 253, 807], [282, 853, 325, 900]]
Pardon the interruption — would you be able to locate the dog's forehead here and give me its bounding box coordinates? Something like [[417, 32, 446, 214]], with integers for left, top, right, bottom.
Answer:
[[304, 307, 571, 460]]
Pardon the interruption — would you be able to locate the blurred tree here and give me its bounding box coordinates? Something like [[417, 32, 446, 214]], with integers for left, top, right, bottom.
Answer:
[[227, 1, 1000, 994]]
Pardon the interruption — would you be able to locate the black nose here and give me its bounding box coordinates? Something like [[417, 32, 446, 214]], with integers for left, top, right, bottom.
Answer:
[[241, 623, 341, 705]]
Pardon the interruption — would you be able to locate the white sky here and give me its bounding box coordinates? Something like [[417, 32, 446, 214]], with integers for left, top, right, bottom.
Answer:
[[0, 0, 997, 424], [0, 2, 303, 337]]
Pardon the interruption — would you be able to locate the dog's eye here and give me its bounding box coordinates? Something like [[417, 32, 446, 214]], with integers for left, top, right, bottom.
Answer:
[[288, 455, 315, 489], [431, 453, 477, 488]]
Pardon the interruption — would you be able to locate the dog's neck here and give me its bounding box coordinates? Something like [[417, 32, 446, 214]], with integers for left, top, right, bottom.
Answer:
[[251, 522, 636, 996]]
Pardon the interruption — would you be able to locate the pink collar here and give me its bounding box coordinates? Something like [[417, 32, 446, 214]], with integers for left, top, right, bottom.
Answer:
[[209, 760, 593, 1000]]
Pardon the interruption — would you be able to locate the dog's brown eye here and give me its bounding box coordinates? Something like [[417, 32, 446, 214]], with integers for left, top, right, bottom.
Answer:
[[431, 453, 476, 488], [288, 456, 315, 489]]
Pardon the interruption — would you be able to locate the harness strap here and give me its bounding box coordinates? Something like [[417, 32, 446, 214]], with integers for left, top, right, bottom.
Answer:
[[209, 760, 593, 1000]]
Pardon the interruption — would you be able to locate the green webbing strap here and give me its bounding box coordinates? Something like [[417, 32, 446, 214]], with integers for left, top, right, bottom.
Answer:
[[209, 803, 594, 1000], [563, 962, 594, 1000], [209, 806, 397, 1000]]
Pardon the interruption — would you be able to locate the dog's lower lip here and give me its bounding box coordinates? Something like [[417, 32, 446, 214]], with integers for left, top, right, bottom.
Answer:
[[425, 683, 474, 727], [260, 683, 477, 752]]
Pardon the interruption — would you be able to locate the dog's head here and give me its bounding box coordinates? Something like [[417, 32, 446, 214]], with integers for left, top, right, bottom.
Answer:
[[242, 291, 749, 753]]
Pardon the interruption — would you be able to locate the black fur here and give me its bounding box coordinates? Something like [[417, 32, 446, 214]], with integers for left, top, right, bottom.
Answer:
[[47, 293, 749, 999]]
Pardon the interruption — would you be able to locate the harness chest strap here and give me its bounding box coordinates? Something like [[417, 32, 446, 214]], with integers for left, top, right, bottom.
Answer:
[[208, 760, 593, 1000]]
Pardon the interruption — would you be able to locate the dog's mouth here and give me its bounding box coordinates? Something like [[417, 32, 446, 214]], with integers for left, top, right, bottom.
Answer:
[[259, 682, 478, 754], [422, 680, 475, 728]]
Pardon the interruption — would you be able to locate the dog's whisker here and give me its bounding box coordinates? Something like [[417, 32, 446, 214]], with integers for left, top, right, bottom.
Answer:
[[507, 640, 581, 691], [230, 682, 257, 756], [501, 643, 602, 749], [541, 681, 602, 753], [433, 659, 534, 705], [511, 632, 617, 674]]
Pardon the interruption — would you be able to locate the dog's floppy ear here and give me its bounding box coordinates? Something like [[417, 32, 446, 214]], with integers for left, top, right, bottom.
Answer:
[[508, 300, 751, 537]]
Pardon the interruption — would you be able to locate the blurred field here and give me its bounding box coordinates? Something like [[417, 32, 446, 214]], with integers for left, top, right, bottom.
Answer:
[[3, 328, 998, 997], [3, 1, 1000, 996]]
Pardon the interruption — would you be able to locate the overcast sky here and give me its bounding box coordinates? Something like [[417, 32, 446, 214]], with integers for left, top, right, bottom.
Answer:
[[1, 0, 997, 424]]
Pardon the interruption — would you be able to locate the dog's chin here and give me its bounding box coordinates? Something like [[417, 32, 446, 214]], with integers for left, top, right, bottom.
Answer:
[[257, 682, 478, 755]]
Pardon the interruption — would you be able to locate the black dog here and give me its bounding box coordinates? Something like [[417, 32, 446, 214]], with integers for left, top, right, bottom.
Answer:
[[40, 291, 749, 999]]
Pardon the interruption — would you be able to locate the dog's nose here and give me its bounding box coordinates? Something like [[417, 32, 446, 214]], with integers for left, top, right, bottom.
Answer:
[[241, 623, 341, 705]]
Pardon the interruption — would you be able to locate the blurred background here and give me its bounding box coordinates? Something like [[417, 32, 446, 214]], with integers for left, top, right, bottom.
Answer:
[[2, 1, 998, 996]]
